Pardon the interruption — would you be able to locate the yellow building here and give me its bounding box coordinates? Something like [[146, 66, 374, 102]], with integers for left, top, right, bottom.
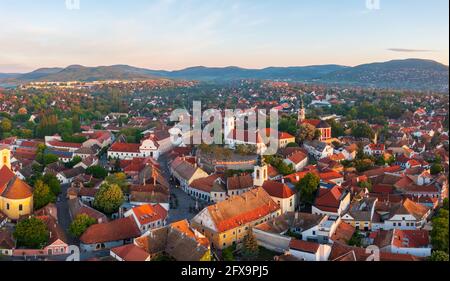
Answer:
[[191, 187, 281, 250], [0, 147, 34, 220]]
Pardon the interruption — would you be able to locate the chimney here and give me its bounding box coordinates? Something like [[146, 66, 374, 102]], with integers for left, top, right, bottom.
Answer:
[[281, 178, 285, 184]]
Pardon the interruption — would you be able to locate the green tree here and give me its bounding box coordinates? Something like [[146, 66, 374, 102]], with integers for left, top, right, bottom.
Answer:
[[0, 118, 12, 132], [431, 209, 449, 253], [93, 183, 124, 214], [86, 165, 108, 179], [348, 230, 363, 247], [13, 217, 49, 249], [430, 163, 444, 175], [297, 123, 317, 142], [33, 180, 56, 209], [443, 198, 449, 211], [106, 173, 130, 193], [43, 154, 59, 166], [41, 173, 62, 195], [295, 172, 320, 205], [69, 214, 97, 238], [358, 180, 372, 192], [67, 156, 83, 168], [429, 251, 449, 261], [241, 230, 259, 261], [222, 246, 236, 261], [351, 122, 375, 139]]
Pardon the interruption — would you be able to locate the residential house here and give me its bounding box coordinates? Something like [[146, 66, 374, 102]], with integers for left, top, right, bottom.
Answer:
[[191, 187, 281, 250], [371, 229, 431, 257], [288, 239, 331, 261], [124, 204, 168, 234], [133, 220, 211, 261], [312, 185, 351, 217], [80, 216, 141, 251], [262, 180, 297, 213]]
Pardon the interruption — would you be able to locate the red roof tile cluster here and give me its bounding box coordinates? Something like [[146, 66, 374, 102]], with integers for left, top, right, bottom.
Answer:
[[109, 142, 141, 153], [262, 180, 296, 199], [111, 244, 150, 261], [131, 204, 168, 225], [80, 217, 141, 244], [289, 239, 320, 253], [0, 166, 33, 200], [314, 186, 346, 213]]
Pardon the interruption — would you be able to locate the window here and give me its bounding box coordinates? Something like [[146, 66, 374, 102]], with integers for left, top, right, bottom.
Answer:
[[223, 234, 226, 238], [6, 203, 9, 210], [19, 204, 23, 211]]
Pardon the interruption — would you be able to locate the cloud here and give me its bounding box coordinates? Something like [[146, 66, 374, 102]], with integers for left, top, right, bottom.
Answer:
[[387, 48, 436, 53]]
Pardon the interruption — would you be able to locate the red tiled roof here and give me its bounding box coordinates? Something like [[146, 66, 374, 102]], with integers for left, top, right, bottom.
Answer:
[[131, 204, 168, 225], [262, 181, 296, 199], [287, 151, 307, 165], [392, 229, 429, 248], [80, 217, 141, 244], [314, 186, 345, 212], [0, 166, 33, 200], [289, 239, 320, 253], [111, 244, 150, 261], [109, 142, 141, 153]]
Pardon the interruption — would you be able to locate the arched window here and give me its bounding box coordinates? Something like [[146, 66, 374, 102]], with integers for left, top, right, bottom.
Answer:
[[256, 170, 260, 179]]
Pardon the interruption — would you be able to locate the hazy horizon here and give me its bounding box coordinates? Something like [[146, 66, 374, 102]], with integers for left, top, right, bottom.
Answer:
[[1, 57, 449, 75], [0, 0, 448, 72]]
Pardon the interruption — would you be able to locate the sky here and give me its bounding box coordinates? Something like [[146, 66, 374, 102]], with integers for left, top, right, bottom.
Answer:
[[0, 0, 448, 72]]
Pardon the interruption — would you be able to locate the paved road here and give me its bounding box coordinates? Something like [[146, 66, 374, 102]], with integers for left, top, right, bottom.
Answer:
[[158, 154, 199, 223], [56, 183, 76, 245]]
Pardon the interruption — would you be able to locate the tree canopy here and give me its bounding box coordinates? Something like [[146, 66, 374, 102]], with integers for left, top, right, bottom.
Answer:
[[93, 183, 124, 215], [13, 217, 49, 249], [295, 172, 320, 205]]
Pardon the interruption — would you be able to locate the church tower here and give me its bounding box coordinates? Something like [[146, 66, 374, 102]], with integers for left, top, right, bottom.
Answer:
[[0, 146, 11, 170], [253, 154, 268, 187], [298, 98, 306, 124]]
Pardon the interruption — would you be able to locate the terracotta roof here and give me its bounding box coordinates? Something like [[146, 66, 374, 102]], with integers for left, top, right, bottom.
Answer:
[[205, 187, 280, 232], [109, 142, 141, 153], [227, 174, 253, 191], [80, 217, 141, 244], [287, 151, 308, 164], [314, 186, 346, 213], [262, 180, 296, 199], [390, 199, 429, 220], [190, 174, 221, 193], [289, 239, 320, 253], [131, 204, 168, 225], [0, 166, 33, 200], [392, 229, 430, 248], [111, 244, 150, 261], [330, 242, 422, 261], [331, 221, 355, 244]]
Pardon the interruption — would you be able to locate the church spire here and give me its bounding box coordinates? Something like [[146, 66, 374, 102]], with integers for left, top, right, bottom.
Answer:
[[298, 97, 306, 123]]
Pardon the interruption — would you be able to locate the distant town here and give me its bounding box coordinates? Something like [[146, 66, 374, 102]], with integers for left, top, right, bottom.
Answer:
[[0, 76, 448, 262]]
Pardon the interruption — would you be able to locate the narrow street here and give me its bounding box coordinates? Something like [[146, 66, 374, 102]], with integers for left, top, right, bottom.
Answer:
[[56, 183, 75, 245], [158, 154, 199, 223]]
